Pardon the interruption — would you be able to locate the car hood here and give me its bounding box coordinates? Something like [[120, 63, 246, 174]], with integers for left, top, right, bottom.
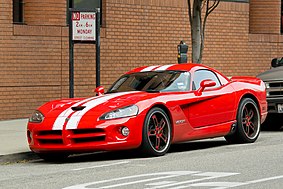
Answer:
[[257, 66, 283, 82], [41, 91, 153, 118]]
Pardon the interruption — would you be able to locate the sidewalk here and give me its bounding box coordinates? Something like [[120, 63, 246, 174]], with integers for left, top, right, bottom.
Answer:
[[0, 118, 30, 156], [0, 119, 40, 163]]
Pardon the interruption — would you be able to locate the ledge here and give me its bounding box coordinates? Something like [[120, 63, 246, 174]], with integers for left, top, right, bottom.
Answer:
[[249, 33, 283, 43]]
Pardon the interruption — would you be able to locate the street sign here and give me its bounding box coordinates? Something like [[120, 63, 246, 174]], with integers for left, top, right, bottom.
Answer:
[[72, 11, 96, 42], [68, 9, 101, 98]]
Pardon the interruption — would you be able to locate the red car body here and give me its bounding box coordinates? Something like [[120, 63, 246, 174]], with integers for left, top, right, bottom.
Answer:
[[27, 64, 267, 158]]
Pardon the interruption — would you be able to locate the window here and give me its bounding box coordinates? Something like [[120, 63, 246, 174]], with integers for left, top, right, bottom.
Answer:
[[108, 71, 190, 93], [13, 0, 24, 23], [68, 0, 102, 25], [193, 70, 221, 90], [72, 0, 101, 9]]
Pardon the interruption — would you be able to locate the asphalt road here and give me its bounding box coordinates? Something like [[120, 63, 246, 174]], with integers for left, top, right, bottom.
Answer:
[[0, 130, 282, 189]]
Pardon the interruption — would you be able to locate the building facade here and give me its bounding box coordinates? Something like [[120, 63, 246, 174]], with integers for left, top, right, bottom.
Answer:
[[0, 0, 282, 120]]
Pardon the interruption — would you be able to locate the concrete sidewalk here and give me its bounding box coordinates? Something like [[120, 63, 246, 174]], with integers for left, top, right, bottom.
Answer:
[[0, 119, 30, 156], [0, 119, 39, 163]]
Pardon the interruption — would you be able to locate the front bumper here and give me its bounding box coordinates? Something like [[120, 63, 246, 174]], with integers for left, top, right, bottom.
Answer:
[[266, 98, 283, 113], [27, 116, 144, 154]]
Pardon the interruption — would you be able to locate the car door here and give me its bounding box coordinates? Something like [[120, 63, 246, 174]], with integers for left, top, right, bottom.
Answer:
[[188, 69, 237, 128]]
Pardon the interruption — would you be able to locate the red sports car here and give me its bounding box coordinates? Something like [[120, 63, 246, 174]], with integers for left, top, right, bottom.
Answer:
[[27, 63, 267, 160]]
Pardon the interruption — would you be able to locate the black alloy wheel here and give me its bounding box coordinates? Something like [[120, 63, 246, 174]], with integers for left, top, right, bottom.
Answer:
[[141, 107, 172, 156], [225, 98, 260, 143]]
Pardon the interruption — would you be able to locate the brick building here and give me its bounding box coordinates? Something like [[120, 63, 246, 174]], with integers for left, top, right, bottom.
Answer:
[[0, 0, 282, 120]]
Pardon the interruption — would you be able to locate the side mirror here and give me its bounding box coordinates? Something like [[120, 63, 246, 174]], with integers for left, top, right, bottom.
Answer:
[[271, 58, 283, 68], [94, 86, 105, 96], [195, 80, 216, 96]]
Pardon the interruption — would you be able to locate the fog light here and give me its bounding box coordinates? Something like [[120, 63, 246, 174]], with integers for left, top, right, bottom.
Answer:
[[121, 127, 130, 136]]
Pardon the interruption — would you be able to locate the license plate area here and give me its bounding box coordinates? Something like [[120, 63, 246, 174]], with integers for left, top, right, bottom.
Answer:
[[278, 104, 283, 113]]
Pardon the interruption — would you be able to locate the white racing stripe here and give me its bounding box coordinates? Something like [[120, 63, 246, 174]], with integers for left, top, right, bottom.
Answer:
[[52, 92, 136, 130], [64, 91, 138, 130], [155, 64, 174, 71], [140, 65, 159, 72], [52, 97, 98, 130]]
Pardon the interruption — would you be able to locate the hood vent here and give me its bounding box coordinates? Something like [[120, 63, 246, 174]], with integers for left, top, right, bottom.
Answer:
[[71, 106, 86, 111]]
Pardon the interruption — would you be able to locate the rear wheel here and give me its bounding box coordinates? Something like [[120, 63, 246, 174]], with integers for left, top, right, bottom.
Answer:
[[225, 98, 260, 143], [141, 107, 172, 156]]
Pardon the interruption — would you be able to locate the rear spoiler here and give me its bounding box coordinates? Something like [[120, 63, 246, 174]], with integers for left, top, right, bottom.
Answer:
[[230, 76, 263, 85]]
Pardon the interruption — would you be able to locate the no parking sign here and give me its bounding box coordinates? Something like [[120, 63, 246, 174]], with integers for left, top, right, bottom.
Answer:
[[71, 11, 96, 42]]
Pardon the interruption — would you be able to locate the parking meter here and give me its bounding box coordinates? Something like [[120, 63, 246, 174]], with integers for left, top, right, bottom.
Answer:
[[177, 41, 188, 64]]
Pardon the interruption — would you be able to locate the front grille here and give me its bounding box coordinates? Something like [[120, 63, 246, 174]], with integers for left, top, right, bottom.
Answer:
[[266, 81, 283, 98], [34, 128, 106, 146], [36, 130, 63, 145], [70, 128, 106, 143]]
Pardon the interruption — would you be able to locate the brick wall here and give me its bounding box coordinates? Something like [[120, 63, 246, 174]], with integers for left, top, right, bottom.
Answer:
[[249, 0, 281, 34], [0, 0, 282, 120]]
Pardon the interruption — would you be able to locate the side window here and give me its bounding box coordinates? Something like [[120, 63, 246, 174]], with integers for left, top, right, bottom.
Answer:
[[193, 70, 221, 90]]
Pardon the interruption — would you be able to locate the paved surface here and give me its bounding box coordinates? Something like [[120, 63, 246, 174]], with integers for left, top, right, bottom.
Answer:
[[0, 119, 39, 163], [0, 119, 30, 156], [0, 131, 282, 189]]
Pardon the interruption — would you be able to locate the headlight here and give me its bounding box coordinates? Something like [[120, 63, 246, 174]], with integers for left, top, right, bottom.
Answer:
[[100, 105, 139, 120], [29, 110, 44, 123], [265, 82, 270, 89]]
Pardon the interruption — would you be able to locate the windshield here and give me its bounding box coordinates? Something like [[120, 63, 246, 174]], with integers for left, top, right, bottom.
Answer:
[[108, 71, 190, 93]]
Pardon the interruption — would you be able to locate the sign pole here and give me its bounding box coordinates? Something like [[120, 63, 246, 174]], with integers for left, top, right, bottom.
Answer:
[[69, 9, 98, 97], [69, 9, 74, 98], [96, 8, 101, 88]]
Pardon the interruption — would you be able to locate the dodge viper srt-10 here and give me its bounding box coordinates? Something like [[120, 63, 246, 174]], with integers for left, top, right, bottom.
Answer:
[[27, 63, 267, 160]]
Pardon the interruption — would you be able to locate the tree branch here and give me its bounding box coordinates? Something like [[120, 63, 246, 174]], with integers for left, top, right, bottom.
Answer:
[[208, 0, 220, 15], [187, 0, 192, 26]]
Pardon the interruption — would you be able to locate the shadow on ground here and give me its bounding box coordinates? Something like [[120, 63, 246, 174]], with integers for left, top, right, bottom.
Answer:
[[34, 138, 228, 164]]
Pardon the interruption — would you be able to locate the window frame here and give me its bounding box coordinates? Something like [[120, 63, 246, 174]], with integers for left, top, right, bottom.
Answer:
[[192, 69, 222, 91]]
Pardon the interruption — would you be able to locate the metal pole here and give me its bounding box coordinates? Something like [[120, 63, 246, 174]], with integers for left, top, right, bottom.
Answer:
[[69, 9, 74, 98], [96, 8, 101, 88]]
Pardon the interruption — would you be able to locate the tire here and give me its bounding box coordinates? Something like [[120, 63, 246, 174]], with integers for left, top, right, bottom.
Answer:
[[141, 107, 172, 156], [37, 153, 69, 162], [225, 98, 260, 143]]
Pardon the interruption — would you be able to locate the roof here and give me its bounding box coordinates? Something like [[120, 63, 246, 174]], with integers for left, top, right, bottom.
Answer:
[[126, 63, 210, 74]]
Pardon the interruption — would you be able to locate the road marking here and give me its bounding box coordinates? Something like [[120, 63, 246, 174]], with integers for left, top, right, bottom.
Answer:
[[230, 175, 283, 188], [63, 171, 283, 189], [168, 175, 283, 189], [150, 172, 239, 189], [189, 182, 244, 188], [62, 171, 199, 189], [145, 181, 176, 186], [72, 161, 131, 171]]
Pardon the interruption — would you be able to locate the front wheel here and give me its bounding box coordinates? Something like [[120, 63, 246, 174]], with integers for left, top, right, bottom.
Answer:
[[141, 107, 172, 156], [225, 98, 260, 143]]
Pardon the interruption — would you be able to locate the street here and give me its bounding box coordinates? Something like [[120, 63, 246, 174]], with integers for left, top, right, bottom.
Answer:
[[0, 130, 282, 189]]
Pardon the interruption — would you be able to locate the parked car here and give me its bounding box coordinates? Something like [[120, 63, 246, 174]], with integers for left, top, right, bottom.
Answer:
[[27, 63, 267, 161], [257, 58, 283, 130]]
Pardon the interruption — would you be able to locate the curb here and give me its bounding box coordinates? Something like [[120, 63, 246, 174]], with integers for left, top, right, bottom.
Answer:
[[0, 152, 39, 164]]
